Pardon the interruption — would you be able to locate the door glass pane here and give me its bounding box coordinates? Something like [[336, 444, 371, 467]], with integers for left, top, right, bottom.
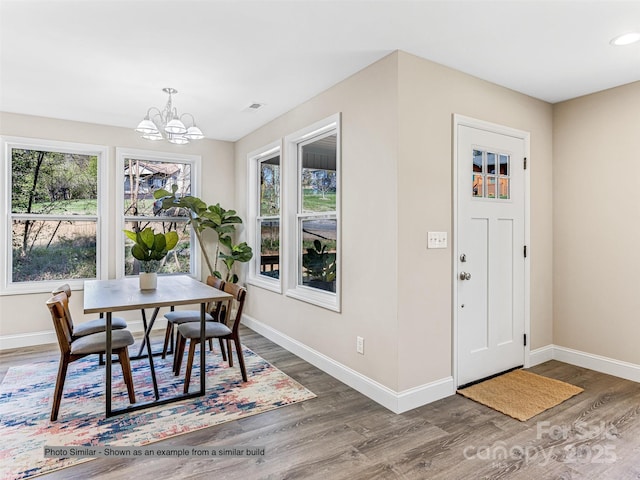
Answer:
[[472, 174, 483, 197], [486, 176, 496, 198], [473, 150, 483, 173], [487, 152, 497, 175], [259, 219, 280, 279], [301, 134, 337, 213], [11, 220, 97, 282], [300, 218, 337, 292], [499, 178, 510, 199], [499, 154, 509, 176], [260, 156, 280, 216]]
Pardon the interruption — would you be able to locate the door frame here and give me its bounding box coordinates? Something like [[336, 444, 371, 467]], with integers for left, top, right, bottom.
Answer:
[[452, 114, 531, 387]]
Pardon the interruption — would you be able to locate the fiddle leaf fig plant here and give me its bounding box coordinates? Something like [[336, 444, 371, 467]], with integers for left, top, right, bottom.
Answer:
[[303, 239, 336, 283], [152, 185, 253, 283], [124, 227, 179, 273]]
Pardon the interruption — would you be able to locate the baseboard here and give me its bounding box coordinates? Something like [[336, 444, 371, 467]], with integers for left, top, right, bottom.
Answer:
[[241, 314, 454, 414], [529, 344, 555, 366], [552, 345, 640, 383], [529, 344, 640, 383], [0, 319, 157, 351]]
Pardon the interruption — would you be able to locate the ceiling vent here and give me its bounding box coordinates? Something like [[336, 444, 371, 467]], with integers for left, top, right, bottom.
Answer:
[[242, 102, 265, 113]]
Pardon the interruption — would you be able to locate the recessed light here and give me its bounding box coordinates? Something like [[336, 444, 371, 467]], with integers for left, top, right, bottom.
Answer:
[[610, 32, 640, 46]]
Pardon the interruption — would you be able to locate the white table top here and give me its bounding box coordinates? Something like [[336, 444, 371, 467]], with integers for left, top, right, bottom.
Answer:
[[84, 275, 231, 314]]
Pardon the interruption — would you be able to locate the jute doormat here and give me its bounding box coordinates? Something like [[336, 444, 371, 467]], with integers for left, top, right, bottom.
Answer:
[[457, 369, 583, 421]]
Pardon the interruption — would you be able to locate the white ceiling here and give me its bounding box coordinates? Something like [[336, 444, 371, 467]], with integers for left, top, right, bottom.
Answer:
[[1, 0, 639, 142]]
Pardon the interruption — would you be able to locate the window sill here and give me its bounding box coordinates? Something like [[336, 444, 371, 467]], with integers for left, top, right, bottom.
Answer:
[[247, 275, 282, 294], [0, 278, 88, 296], [286, 285, 340, 312]]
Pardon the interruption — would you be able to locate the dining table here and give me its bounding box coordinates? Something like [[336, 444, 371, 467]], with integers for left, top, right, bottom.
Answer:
[[83, 274, 232, 417]]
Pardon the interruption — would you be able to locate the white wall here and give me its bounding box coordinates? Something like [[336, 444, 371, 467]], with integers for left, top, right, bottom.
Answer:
[[0, 112, 234, 345], [234, 51, 554, 404], [553, 81, 640, 365]]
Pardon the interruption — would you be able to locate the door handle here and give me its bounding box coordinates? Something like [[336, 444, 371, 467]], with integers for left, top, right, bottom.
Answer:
[[459, 272, 471, 281]]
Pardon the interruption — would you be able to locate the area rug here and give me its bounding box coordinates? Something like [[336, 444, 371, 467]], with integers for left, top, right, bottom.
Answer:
[[0, 346, 316, 480], [457, 369, 583, 421]]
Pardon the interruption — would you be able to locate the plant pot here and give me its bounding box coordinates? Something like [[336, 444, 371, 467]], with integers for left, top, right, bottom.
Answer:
[[139, 272, 157, 290]]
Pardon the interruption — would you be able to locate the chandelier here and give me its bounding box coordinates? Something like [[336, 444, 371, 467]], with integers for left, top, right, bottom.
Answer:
[[135, 87, 204, 144]]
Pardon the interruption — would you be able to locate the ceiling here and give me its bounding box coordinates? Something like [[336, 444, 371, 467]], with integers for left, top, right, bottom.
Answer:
[[1, 0, 639, 142]]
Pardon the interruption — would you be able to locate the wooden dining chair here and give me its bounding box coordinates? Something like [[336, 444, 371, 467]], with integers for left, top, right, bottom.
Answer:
[[52, 284, 128, 337], [174, 283, 248, 393], [161, 276, 226, 365], [46, 292, 136, 421]]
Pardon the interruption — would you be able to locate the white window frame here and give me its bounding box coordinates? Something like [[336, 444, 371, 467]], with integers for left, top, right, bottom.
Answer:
[[115, 148, 201, 280], [247, 141, 282, 293], [0, 136, 109, 295], [284, 114, 341, 311]]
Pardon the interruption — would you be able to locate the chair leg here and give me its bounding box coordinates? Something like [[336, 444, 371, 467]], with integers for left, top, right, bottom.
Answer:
[[227, 339, 233, 367], [174, 333, 186, 375], [162, 322, 173, 359], [233, 336, 248, 382], [51, 355, 69, 421], [208, 338, 214, 352], [183, 340, 198, 394], [117, 348, 136, 404], [218, 338, 227, 361]]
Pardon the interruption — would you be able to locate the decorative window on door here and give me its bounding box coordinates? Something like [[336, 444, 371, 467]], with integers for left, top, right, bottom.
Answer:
[[472, 149, 510, 199]]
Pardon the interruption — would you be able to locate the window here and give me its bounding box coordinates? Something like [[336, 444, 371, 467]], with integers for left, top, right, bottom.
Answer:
[[116, 148, 201, 279], [247, 142, 282, 292], [472, 149, 510, 199], [1, 137, 107, 294], [285, 114, 341, 311]]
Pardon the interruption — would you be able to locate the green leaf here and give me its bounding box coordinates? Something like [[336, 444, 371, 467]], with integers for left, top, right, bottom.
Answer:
[[153, 188, 172, 199], [140, 228, 155, 249], [154, 233, 166, 252], [131, 243, 148, 262], [164, 230, 179, 250], [123, 230, 138, 243]]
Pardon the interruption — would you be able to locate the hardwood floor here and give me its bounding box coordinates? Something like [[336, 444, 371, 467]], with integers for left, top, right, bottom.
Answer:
[[2, 326, 640, 479]]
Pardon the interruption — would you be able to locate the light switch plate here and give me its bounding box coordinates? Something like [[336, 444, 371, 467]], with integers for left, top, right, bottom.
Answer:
[[427, 231, 448, 249]]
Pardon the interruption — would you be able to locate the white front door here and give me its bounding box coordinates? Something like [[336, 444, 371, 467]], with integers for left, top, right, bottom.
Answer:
[[456, 119, 527, 387]]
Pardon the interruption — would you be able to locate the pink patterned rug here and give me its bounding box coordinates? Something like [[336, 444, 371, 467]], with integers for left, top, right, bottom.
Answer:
[[0, 346, 315, 479]]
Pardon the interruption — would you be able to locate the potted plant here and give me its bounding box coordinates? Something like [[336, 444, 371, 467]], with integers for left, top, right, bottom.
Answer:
[[152, 185, 253, 283], [303, 239, 336, 292], [124, 227, 179, 290]]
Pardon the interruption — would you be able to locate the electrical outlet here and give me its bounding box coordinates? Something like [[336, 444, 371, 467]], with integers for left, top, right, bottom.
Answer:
[[356, 336, 364, 355]]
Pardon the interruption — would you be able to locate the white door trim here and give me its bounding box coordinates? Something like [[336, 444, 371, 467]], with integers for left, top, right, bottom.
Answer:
[[452, 114, 531, 387]]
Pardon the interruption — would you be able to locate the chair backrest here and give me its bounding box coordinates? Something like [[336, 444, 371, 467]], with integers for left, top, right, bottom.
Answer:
[[205, 276, 225, 317], [221, 282, 247, 334], [46, 292, 74, 355], [52, 283, 72, 298], [51, 283, 74, 334], [206, 276, 224, 290]]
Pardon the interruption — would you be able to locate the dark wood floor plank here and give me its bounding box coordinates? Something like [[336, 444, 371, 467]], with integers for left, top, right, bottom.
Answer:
[[2, 325, 640, 479]]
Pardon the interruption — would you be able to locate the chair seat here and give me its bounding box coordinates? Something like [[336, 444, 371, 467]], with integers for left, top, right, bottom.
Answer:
[[73, 317, 127, 337], [164, 310, 215, 324], [178, 321, 231, 339], [71, 329, 135, 355]]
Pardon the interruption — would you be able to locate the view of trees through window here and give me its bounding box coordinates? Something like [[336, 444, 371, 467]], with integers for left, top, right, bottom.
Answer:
[[299, 133, 338, 293], [258, 155, 280, 279], [122, 158, 192, 275], [10, 148, 98, 282]]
